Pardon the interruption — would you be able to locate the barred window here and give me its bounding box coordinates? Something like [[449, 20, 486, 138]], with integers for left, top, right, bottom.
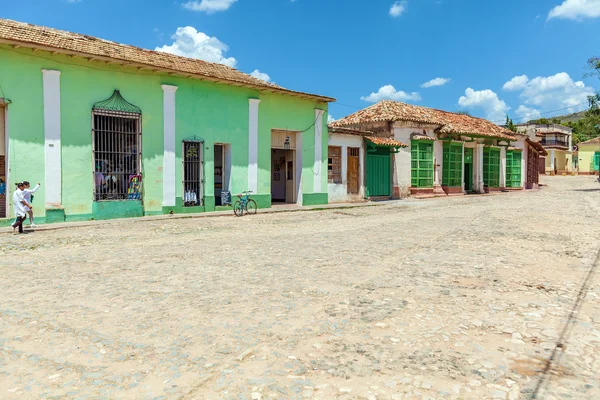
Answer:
[[328, 146, 342, 184], [183, 141, 204, 207], [92, 112, 142, 201]]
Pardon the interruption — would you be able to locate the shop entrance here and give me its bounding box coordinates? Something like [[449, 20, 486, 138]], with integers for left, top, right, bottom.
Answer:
[[464, 147, 473, 192], [271, 149, 296, 203], [270, 130, 298, 204], [214, 144, 231, 206]]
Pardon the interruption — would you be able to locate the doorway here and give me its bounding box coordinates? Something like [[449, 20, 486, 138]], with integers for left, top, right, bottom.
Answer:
[[271, 149, 295, 203], [347, 147, 360, 195], [464, 147, 473, 192], [214, 144, 231, 206]]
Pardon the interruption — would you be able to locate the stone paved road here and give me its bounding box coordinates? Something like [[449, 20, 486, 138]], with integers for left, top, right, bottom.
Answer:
[[1, 176, 599, 400]]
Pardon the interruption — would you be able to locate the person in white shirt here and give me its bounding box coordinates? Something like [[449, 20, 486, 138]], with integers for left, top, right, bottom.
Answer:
[[12, 182, 30, 234], [22, 181, 40, 227]]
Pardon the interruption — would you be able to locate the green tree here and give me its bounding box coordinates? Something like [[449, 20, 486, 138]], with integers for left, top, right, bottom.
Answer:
[[505, 116, 517, 132]]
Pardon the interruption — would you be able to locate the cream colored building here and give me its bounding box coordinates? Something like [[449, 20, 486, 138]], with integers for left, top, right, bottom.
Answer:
[[516, 124, 573, 175], [576, 137, 600, 175]]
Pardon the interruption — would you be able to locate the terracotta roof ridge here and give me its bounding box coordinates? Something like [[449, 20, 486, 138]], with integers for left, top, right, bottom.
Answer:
[[0, 18, 335, 102]]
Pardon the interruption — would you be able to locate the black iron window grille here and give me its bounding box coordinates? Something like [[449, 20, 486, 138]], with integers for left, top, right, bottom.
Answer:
[[183, 140, 204, 207], [92, 90, 142, 201]]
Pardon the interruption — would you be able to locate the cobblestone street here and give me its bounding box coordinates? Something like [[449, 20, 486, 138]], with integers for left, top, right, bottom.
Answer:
[[1, 176, 599, 399]]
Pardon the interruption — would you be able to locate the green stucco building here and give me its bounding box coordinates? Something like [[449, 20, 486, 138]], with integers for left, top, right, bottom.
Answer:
[[0, 19, 334, 225]]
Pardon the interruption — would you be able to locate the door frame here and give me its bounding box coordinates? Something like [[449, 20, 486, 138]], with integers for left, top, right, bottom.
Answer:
[[270, 130, 302, 205]]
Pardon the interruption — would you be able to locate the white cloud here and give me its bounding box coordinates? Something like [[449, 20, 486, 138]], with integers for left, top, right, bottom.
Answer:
[[548, 0, 600, 20], [250, 69, 271, 82], [458, 88, 510, 121], [421, 77, 451, 88], [389, 1, 408, 17], [155, 26, 237, 67], [182, 0, 237, 14], [515, 105, 542, 121], [360, 85, 421, 103], [508, 72, 595, 114], [503, 75, 529, 91], [327, 114, 336, 124]]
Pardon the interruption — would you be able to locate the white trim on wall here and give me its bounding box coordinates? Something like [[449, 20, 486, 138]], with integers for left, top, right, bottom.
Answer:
[[42, 69, 62, 208], [248, 99, 260, 193], [313, 109, 324, 193], [161, 84, 178, 207]]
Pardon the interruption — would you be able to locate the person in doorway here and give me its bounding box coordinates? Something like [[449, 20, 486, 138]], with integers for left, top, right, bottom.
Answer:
[[11, 182, 30, 234], [22, 181, 40, 227], [95, 166, 106, 199]]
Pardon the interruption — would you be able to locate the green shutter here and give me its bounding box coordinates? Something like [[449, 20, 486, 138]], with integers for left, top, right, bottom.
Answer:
[[594, 152, 600, 171], [506, 150, 522, 188], [483, 147, 500, 188], [411, 141, 434, 188], [442, 142, 463, 187], [366, 147, 391, 197]]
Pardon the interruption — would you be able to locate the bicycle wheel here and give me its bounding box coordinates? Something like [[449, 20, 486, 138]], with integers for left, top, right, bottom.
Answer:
[[233, 200, 244, 217], [245, 199, 257, 215]]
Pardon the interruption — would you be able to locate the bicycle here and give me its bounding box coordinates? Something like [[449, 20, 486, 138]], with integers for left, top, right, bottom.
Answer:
[[233, 191, 257, 217]]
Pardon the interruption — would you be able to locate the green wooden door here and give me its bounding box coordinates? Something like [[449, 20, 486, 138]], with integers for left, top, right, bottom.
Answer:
[[442, 142, 463, 187], [366, 148, 391, 197], [594, 152, 600, 171], [506, 150, 522, 188], [411, 141, 434, 188], [483, 147, 500, 188], [464, 148, 473, 191]]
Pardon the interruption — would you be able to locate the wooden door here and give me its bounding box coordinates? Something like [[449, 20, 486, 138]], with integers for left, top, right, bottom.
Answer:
[[285, 151, 295, 203], [347, 147, 360, 194], [366, 148, 391, 197], [527, 148, 539, 187], [538, 157, 546, 174]]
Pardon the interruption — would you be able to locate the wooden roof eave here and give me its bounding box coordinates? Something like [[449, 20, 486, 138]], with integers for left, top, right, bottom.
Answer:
[[0, 38, 336, 103]]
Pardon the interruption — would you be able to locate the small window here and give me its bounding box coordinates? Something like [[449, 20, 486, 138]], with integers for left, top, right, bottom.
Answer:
[[183, 141, 203, 207], [328, 146, 342, 184]]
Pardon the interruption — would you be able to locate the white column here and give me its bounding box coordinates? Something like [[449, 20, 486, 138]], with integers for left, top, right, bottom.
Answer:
[[313, 109, 324, 193], [475, 144, 485, 193], [359, 143, 365, 197], [248, 99, 260, 193], [341, 145, 348, 186], [500, 146, 507, 189], [550, 149, 555, 173], [161, 85, 178, 207], [433, 140, 443, 185], [461, 142, 465, 193], [42, 69, 61, 208], [295, 132, 303, 205]]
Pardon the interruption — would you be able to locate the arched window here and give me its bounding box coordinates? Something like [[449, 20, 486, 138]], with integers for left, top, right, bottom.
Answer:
[[92, 90, 142, 201]]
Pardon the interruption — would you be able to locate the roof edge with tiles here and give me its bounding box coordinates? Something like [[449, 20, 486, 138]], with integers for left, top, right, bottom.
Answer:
[[331, 100, 516, 141], [0, 18, 335, 103]]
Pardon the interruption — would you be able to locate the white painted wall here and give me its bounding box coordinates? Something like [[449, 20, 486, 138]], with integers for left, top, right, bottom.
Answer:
[[313, 109, 324, 194], [500, 146, 507, 188], [161, 84, 177, 207], [327, 133, 365, 202], [513, 138, 527, 188], [42, 69, 62, 208], [474, 143, 484, 193], [392, 127, 416, 195]]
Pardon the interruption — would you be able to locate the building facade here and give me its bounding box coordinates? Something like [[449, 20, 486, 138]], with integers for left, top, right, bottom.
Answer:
[[0, 19, 333, 224], [575, 136, 600, 175], [330, 101, 517, 198], [516, 124, 573, 175]]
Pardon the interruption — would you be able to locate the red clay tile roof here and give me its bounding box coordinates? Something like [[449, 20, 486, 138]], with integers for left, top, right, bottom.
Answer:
[[331, 100, 515, 140], [526, 138, 548, 156], [0, 18, 335, 102], [327, 126, 373, 136], [366, 136, 407, 147], [578, 136, 600, 145]]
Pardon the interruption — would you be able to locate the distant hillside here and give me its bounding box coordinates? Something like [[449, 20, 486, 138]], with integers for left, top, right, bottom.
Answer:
[[526, 110, 587, 125]]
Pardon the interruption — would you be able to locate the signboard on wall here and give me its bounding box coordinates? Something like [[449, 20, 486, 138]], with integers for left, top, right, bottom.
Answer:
[[221, 190, 231, 206]]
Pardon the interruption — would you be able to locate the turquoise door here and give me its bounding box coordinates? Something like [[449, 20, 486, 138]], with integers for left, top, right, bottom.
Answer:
[[366, 148, 391, 197]]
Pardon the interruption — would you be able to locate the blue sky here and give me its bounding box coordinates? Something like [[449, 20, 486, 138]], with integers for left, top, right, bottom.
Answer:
[[3, 0, 600, 124]]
